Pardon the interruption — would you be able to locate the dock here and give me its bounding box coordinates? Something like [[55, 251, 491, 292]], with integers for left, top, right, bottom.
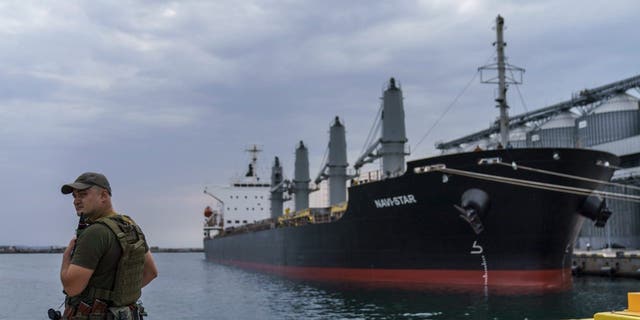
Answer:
[[573, 249, 640, 278]]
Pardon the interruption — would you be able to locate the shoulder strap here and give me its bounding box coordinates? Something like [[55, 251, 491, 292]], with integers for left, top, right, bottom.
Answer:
[[97, 217, 127, 241]]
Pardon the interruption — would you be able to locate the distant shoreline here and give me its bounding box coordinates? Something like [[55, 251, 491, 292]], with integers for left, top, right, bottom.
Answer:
[[0, 246, 203, 254]]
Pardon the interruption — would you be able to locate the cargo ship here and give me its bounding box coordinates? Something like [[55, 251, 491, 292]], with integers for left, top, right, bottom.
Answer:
[[202, 16, 624, 292]]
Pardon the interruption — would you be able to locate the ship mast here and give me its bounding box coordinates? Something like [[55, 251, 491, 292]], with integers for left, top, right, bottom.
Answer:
[[245, 144, 262, 181], [495, 15, 509, 146], [479, 15, 524, 147]]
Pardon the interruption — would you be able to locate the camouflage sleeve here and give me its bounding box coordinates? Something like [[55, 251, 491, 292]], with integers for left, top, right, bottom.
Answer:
[[70, 224, 113, 270]]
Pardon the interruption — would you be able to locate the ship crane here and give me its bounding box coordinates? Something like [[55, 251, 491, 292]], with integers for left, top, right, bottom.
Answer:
[[354, 78, 410, 178], [314, 117, 353, 206], [292, 141, 311, 211], [269, 156, 292, 219]]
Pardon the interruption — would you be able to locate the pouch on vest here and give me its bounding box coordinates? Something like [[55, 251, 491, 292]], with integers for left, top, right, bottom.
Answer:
[[108, 306, 136, 320]]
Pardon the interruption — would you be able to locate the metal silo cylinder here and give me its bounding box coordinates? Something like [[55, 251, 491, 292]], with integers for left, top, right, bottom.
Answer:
[[576, 94, 640, 147], [528, 112, 577, 148], [577, 183, 640, 249], [508, 126, 530, 148]]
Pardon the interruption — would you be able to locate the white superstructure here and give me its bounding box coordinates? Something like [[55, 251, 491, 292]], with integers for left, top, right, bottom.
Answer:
[[209, 184, 271, 227], [204, 145, 272, 229]]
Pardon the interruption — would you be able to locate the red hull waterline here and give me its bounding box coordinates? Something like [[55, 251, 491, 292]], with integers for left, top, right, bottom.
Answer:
[[212, 259, 573, 294]]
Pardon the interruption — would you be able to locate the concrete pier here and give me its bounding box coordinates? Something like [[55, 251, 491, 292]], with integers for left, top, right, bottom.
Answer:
[[573, 249, 640, 278]]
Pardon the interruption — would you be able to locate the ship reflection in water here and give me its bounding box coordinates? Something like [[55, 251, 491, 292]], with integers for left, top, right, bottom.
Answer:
[[197, 261, 636, 320], [261, 275, 636, 320]]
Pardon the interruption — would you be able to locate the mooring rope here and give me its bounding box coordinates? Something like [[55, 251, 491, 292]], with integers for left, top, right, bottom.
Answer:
[[429, 167, 640, 203], [488, 161, 640, 192]]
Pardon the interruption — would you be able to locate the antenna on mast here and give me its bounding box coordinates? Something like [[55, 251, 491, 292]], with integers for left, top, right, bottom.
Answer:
[[244, 144, 262, 180], [478, 15, 525, 147]]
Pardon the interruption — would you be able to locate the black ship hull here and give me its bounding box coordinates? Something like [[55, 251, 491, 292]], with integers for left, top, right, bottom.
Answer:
[[205, 148, 618, 292]]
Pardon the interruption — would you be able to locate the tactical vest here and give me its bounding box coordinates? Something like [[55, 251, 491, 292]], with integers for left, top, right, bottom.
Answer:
[[70, 215, 147, 308]]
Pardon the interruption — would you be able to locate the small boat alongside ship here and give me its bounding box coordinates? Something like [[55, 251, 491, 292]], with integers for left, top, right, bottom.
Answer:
[[201, 16, 629, 292]]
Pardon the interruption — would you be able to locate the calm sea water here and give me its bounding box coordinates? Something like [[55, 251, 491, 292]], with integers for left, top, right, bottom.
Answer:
[[1, 252, 638, 320]]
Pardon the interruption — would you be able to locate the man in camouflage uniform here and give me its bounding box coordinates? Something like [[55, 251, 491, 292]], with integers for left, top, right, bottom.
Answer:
[[59, 172, 158, 320]]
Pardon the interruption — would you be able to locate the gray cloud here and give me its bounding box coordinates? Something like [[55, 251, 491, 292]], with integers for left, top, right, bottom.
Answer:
[[0, 0, 638, 247]]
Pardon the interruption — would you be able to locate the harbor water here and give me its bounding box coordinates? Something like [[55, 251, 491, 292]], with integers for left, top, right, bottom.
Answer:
[[1, 252, 638, 320]]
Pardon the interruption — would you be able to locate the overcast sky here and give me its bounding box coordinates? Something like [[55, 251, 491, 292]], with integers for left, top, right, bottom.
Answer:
[[1, 1, 638, 248]]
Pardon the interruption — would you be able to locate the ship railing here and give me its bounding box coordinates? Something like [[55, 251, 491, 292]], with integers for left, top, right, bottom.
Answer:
[[214, 203, 349, 236], [315, 202, 347, 223], [277, 209, 314, 227], [215, 218, 277, 238], [203, 226, 222, 239], [331, 201, 347, 214], [277, 203, 347, 226], [350, 170, 382, 186], [204, 211, 223, 228]]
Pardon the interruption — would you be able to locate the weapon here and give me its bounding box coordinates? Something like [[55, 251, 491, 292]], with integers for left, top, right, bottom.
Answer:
[[138, 300, 148, 320], [47, 308, 61, 320], [53, 214, 89, 320], [71, 214, 88, 257], [76, 214, 88, 236]]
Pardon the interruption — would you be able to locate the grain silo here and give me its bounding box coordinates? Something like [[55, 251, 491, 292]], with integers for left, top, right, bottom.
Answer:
[[508, 126, 530, 148], [575, 93, 640, 249], [576, 93, 640, 147], [527, 112, 577, 148]]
